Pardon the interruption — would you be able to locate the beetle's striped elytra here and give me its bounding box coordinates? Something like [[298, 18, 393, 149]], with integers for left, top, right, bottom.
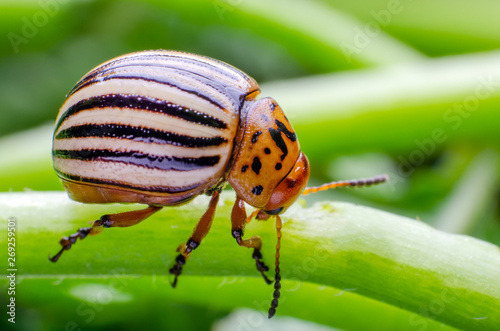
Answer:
[[49, 50, 388, 318]]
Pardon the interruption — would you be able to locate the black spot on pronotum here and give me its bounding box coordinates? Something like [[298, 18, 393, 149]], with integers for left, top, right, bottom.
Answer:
[[252, 185, 263, 195], [275, 163, 282, 170], [270, 102, 276, 111], [268, 120, 297, 161], [241, 165, 248, 173], [275, 120, 296, 142], [252, 157, 262, 175], [251, 131, 262, 144], [264, 148, 271, 154]]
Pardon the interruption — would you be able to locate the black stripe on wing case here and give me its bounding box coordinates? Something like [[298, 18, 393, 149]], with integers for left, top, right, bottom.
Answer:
[[53, 149, 221, 171], [56, 170, 204, 194], [55, 124, 228, 148], [70, 53, 242, 95], [55, 94, 228, 131], [68, 74, 226, 111]]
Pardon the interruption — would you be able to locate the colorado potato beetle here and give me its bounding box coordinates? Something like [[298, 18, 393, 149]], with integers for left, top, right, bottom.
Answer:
[[49, 50, 388, 318]]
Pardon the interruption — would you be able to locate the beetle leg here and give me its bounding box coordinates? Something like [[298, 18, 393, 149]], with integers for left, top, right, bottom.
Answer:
[[246, 209, 259, 223], [49, 205, 162, 262], [169, 190, 220, 288], [231, 196, 273, 285]]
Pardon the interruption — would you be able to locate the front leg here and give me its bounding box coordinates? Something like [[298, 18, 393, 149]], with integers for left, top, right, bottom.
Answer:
[[231, 196, 272, 284], [169, 190, 220, 287]]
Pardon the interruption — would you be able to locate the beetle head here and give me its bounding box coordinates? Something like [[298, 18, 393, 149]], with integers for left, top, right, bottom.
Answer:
[[261, 151, 310, 215]]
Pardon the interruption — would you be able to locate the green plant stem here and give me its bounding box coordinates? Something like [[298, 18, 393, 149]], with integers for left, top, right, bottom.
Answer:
[[1, 192, 499, 330], [238, 0, 424, 66], [434, 149, 499, 233]]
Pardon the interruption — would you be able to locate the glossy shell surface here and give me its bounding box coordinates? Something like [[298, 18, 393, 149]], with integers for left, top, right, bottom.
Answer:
[[52, 50, 260, 205]]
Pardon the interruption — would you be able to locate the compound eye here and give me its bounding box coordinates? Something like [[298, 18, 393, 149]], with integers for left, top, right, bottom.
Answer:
[[263, 152, 310, 214]]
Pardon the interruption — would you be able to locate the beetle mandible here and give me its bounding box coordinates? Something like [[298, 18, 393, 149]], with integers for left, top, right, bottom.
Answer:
[[49, 50, 388, 318]]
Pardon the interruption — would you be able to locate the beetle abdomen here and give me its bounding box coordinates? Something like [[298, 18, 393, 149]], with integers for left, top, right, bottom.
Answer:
[[53, 50, 260, 205]]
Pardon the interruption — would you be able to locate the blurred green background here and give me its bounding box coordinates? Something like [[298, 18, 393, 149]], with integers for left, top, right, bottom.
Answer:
[[1, 0, 500, 330]]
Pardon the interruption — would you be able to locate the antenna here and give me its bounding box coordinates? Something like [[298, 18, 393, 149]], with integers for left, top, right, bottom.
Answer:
[[302, 174, 389, 196]]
